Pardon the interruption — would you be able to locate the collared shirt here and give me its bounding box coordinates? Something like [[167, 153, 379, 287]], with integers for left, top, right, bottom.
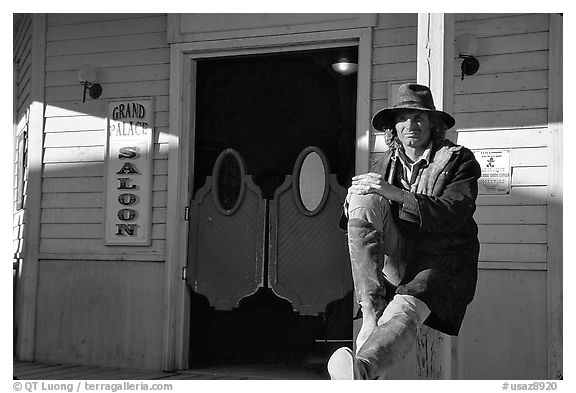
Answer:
[[389, 141, 433, 223], [391, 141, 433, 191]]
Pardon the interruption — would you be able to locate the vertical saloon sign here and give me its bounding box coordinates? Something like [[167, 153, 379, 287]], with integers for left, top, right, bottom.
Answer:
[[105, 99, 154, 245]]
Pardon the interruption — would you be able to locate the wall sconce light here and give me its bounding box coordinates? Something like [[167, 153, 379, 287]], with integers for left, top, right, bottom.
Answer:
[[77, 64, 103, 102], [455, 34, 480, 80], [331, 52, 358, 76]]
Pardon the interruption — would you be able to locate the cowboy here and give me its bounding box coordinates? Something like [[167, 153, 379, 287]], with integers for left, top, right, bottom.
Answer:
[[327, 83, 481, 380]]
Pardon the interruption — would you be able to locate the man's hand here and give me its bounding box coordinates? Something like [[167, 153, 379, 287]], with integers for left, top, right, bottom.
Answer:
[[348, 173, 405, 203]]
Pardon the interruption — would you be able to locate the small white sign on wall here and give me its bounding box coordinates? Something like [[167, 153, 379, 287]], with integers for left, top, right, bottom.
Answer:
[[104, 98, 154, 245], [473, 149, 511, 195]]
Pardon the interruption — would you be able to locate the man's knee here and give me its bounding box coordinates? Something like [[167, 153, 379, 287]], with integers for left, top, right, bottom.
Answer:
[[347, 194, 392, 228], [348, 193, 388, 211]]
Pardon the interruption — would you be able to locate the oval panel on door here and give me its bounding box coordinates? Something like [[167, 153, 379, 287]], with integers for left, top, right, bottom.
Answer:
[[211, 149, 247, 216], [292, 146, 330, 216]]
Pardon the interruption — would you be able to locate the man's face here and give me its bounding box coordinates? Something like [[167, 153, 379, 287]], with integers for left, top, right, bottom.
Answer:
[[394, 110, 432, 151]]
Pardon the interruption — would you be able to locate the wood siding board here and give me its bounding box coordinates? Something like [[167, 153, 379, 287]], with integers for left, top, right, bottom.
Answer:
[[43, 159, 166, 178], [153, 175, 168, 191], [14, 22, 32, 62], [478, 224, 547, 244], [510, 147, 548, 167], [455, 14, 549, 38], [152, 191, 168, 208], [371, 82, 388, 100], [41, 193, 102, 209], [44, 130, 105, 147], [478, 244, 547, 263], [46, 64, 170, 87], [478, 262, 547, 271], [455, 128, 548, 148], [42, 177, 103, 193], [43, 146, 105, 163], [18, 79, 32, 106], [46, 15, 167, 41], [40, 223, 166, 240], [13, 15, 32, 55], [372, 62, 417, 82], [453, 71, 548, 95], [16, 43, 32, 85], [44, 116, 106, 132], [40, 207, 166, 224], [45, 101, 106, 118], [38, 254, 164, 262], [467, 32, 549, 57], [47, 14, 161, 26], [43, 143, 168, 163], [376, 13, 418, 29], [43, 162, 104, 178], [455, 14, 523, 22], [42, 191, 167, 209], [454, 109, 548, 130], [46, 32, 169, 57], [39, 238, 166, 255], [45, 48, 170, 72], [372, 70, 548, 99], [18, 75, 32, 105], [153, 159, 169, 175], [453, 90, 548, 113], [15, 33, 32, 66], [41, 208, 103, 224], [372, 26, 417, 47], [474, 205, 547, 225], [17, 59, 32, 91], [476, 186, 547, 206], [16, 96, 30, 126], [511, 166, 547, 186], [372, 44, 416, 65]]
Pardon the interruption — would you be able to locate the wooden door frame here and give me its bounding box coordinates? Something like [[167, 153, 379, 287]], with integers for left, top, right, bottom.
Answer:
[[416, 13, 457, 379], [15, 13, 46, 361], [546, 13, 562, 380], [164, 27, 374, 370]]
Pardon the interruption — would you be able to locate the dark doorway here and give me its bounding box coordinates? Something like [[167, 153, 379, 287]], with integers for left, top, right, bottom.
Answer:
[[188, 47, 357, 377], [192, 47, 357, 198]]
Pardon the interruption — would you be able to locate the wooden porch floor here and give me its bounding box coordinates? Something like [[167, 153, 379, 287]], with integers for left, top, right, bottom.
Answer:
[[13, 359, 329, 380]]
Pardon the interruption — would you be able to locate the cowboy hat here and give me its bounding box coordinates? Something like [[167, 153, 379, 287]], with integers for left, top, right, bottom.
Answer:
[[371, 83, 455, 131]]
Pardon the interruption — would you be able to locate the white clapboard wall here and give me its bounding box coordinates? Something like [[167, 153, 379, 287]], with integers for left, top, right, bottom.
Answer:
[[453, 13, 551, 380], [41, 14, 169, 261], [34, 14, 170, 370], [370, 13, 553, 379], [13, 14, 33, 261]]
